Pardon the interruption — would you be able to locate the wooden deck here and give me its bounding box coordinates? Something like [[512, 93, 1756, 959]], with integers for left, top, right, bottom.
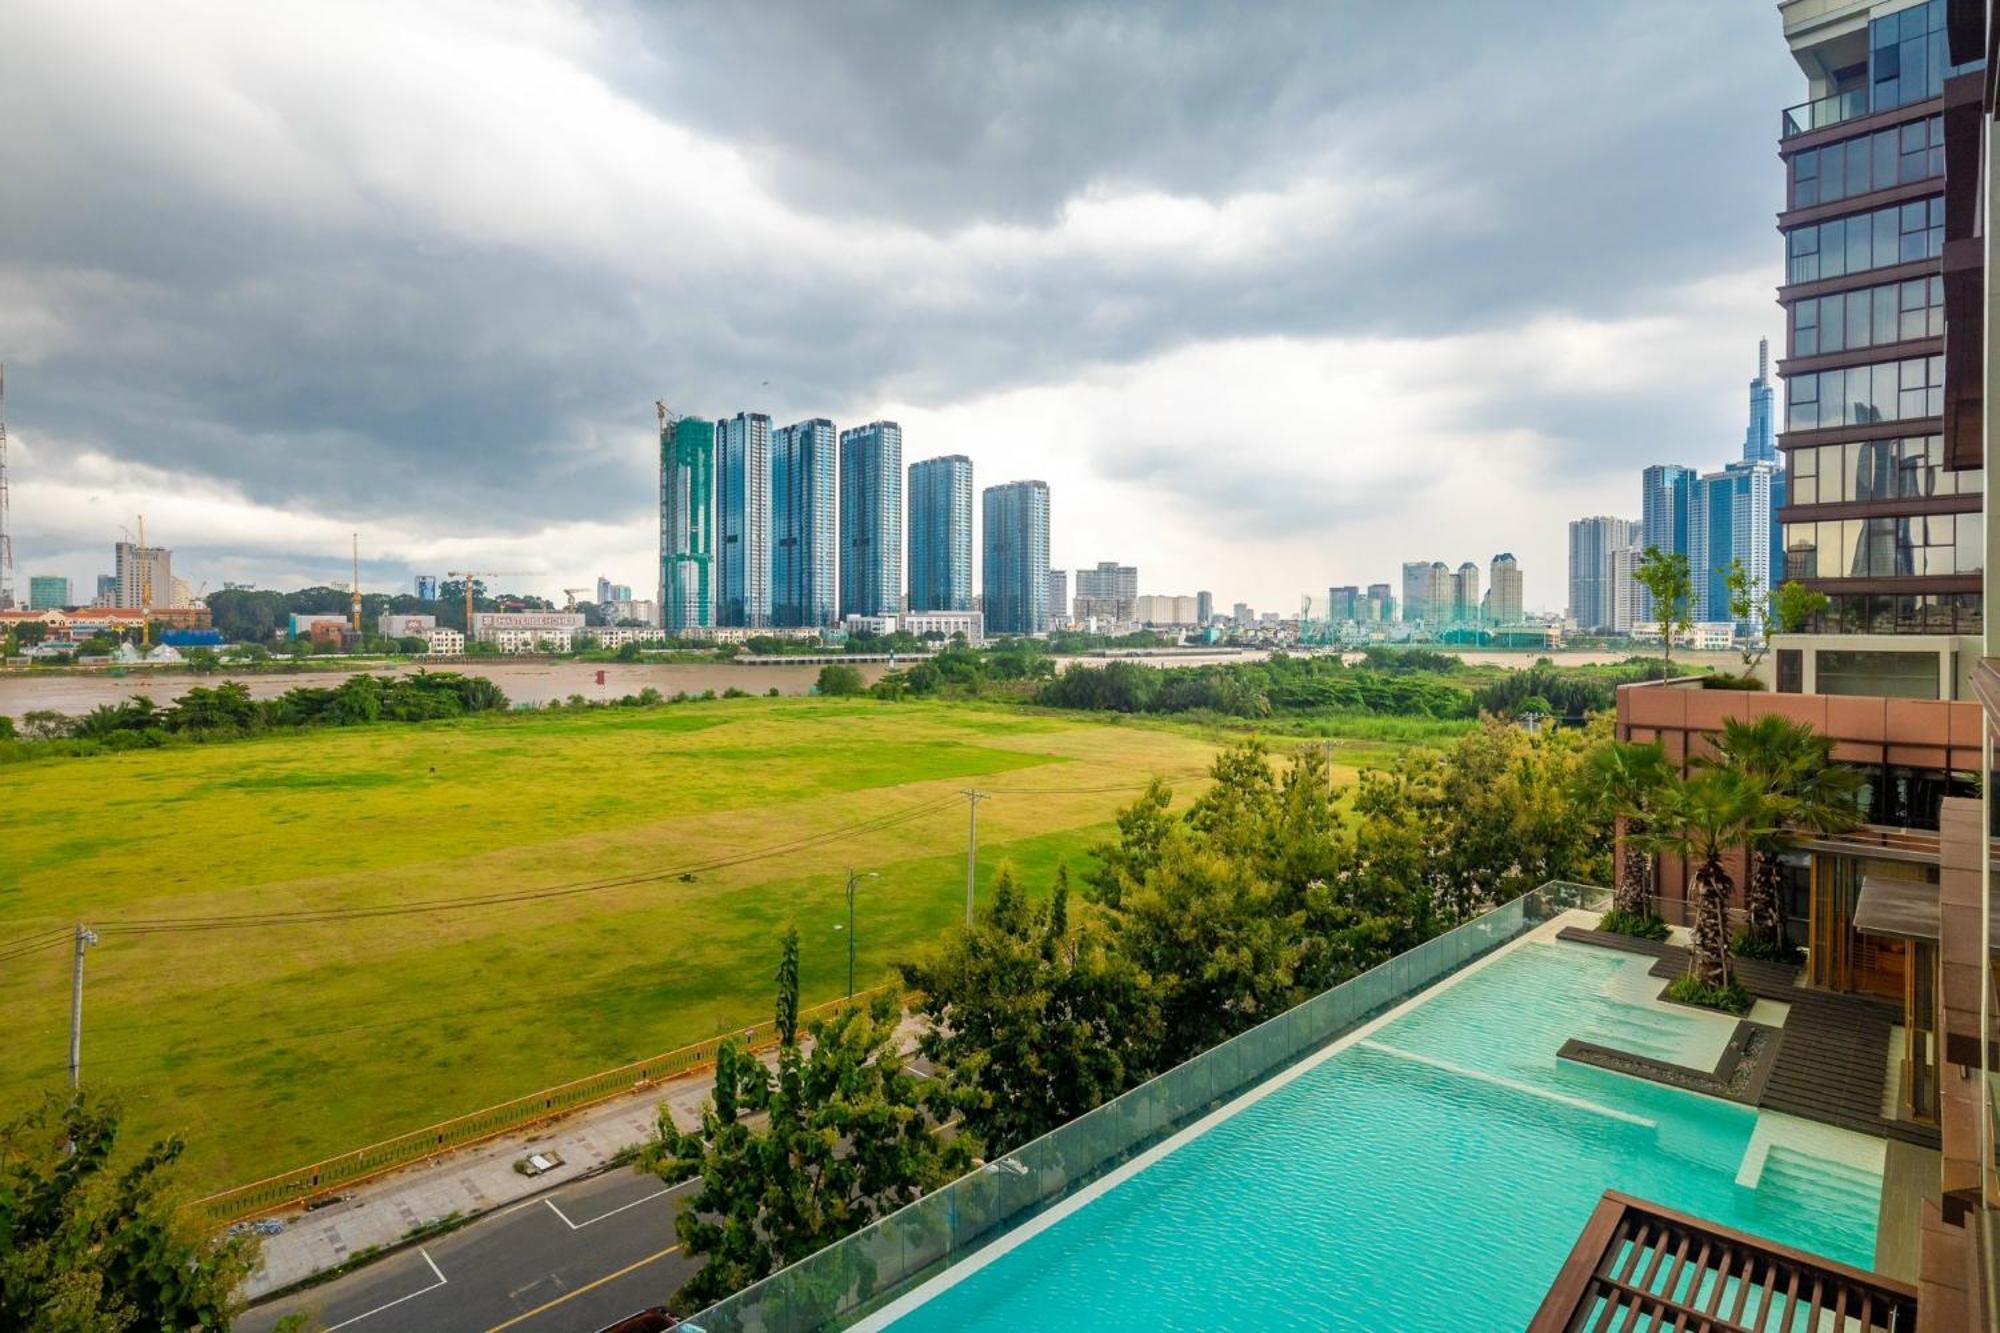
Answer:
[[1528, 1191, 1919, 1332], [1557, 928, 1939, 1150]]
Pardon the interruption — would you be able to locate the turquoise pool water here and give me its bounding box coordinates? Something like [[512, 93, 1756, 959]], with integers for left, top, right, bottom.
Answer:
[[876, 938, 1882, 1332]]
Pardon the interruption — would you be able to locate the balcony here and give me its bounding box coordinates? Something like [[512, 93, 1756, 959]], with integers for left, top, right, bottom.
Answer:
[[1784, 88, 1870, 138]]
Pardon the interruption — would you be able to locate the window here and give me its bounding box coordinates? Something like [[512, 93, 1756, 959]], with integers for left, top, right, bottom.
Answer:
[[1784, 355, 1944, 430], [1785, 436, 1970, 502], [1786, 198, 1943, 283], [1787, 116, 1944, 207]]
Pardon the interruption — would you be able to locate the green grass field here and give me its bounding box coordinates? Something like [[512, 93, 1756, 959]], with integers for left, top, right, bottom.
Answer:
[[0, 696, 1292, 1190]]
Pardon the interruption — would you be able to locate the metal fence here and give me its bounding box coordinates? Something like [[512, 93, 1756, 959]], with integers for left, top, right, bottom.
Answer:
[[193, 988, 888, 1225], [683, 880, 1609, 1333]]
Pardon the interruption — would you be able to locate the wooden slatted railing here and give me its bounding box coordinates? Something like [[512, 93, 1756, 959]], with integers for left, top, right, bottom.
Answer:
[[1528, 1191, 1917, 1332]]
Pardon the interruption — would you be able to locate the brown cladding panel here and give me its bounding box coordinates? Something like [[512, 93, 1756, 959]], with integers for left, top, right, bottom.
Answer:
[[1752, 693, 1831, 729], [1619, 683, 1690, 730], [1886, 744, 1951, 767], [1886, 698, 1953, 746], [1947, 700, 1985, 748], [1824, 694, 1890, 743], [1831, 739, 1888, 764], [1684, 690, 1753, 732]]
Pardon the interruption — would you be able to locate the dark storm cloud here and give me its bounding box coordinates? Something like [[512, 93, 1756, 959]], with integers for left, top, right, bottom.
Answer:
[[0, 0, 1796, 577]]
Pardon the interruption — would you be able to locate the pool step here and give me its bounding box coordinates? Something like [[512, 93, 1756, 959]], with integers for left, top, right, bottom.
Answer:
[[1754, 1147, 1881, 1215], [1578, 999, 1705, 1064]]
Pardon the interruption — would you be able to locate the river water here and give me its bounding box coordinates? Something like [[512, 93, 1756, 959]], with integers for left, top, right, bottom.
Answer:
[[0, 647, 1744, 717]]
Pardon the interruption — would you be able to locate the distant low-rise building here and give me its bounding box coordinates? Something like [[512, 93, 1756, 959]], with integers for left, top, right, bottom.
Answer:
[[379, 613, 437, 639], [421, 627, 465, 655], [586, 627, 668, 649], [288, 613, 350, 639], [473, 610, 584, 652], [901, 610, 983, 644]]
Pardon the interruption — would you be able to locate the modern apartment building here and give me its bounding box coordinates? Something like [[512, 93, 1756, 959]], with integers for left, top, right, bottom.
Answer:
[[982, 481, 1050, 636], [1601, 7, 1997, 1321], [1049, 570, 1070, 627], [27, 575, 69, 610], [1326, 585, 1361, 623], [1566, 516, 1638, 633], [715, 412, 773, 628], [1486, 553, 1523, 625], [1195, 589, 1213, 626], [658, 411, 715, 632], [1689, 460, 1785, 622], [1639, 464, 1698, 623], [839, 421, 903, 618], [772, 418, 838, 628], [1365, 583, 1395, 623], [113, 540, 171, 612], [1398, 560, 1451, 627], [907, 455, 974, 612], [1451, 561, 1481, 625], [1074, 561, 1137, 623]]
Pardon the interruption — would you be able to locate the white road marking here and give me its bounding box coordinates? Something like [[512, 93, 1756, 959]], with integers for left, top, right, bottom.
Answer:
[[544, 1186, 672, 1230], [323, 1249, 447, 1330]]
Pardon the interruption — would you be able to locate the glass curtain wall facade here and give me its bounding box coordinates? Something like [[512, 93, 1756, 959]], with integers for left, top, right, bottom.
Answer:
[[839, 422, 903, 618], [658, 413, 715, 632], [907, 455, 974, 612], [1640, 464, 1696, 624], [1779, 0, 1983, 636], [1567, 516, 1637, 632], [771, 419, 837, 628], [715, 412, 772, 628], [982, 481, 1050, 636]]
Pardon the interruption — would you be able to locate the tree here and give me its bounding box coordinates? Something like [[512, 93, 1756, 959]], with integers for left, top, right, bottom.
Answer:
[[900, 862, 1158, 1154], [649, 930, 973, 1311], [1700, 715, 1861, 955], [1573, 740, 1674, 921], [1725, 562, 1826, 673], [1634, 547, 1693, 666], [815, 663, 864, 696], [1771, 579, 1829, 635], [0, 1089, 255, 1331], [1639, 770, 1773, 988]]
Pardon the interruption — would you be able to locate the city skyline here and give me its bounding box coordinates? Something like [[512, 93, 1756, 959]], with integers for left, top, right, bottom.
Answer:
[[0, 2, 1797, 614]]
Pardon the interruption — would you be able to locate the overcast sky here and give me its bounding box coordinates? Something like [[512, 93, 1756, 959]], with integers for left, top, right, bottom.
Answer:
[[1, 0, 1797, 613]]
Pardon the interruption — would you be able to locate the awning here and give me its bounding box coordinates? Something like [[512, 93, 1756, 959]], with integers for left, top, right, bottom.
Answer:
[[1853, 876, 1941, 943]]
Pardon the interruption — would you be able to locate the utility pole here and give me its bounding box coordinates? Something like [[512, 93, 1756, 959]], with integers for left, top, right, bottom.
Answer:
[[1323, 738, 1335, 795], [845, 868, 877, 999], [69, 925, 98, 1090], [962, 789, 989, 925]]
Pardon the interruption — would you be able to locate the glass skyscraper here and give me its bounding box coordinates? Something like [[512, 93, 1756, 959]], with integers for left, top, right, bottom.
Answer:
[[907, 455, 973, 612], [772, 418, 837, 627], [1743, 338, 1776, 464], [982, 480, 1050, 636], [715, 412, 772, 628], [1638, 463, 1696, 623], [839, 421, 903, 618], [659, 413, 715, 631]]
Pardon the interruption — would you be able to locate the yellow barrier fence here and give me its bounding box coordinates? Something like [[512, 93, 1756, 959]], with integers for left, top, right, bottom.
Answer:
[[192, 987, 890, 1225]]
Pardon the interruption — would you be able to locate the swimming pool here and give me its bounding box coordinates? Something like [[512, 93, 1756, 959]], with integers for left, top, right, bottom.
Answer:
[[863, 933, 1885, 1332]]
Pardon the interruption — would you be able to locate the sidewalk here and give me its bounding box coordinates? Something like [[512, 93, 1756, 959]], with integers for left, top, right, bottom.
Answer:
[[242, 1015, 928, 1300]]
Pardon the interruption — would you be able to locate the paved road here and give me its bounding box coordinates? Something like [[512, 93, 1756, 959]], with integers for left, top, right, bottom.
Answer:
[[239, 1169, 702, 1333]]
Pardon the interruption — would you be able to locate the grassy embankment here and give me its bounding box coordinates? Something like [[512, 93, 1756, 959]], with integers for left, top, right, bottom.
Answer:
[[1, 696, 1350, 1189]]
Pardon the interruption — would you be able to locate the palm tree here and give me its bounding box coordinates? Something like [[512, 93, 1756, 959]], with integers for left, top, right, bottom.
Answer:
[[1700, 715, 1863, 954], [1640, 770, 1773, 988], [1575, 740, 1673, 919]]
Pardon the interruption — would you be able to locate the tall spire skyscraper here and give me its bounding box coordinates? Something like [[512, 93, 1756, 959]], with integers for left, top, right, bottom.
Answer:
[[1743, 337, 1775, 464]]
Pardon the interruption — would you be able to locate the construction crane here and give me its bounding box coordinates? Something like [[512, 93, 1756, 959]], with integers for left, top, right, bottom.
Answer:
[[0, 364, 12, 610], [445, 570, 532, 643], [563, 587, 591, 611]]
